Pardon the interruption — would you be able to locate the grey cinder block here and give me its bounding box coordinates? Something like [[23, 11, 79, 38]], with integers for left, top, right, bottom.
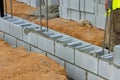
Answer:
[[62, 7, 69, 19], [99, 60, 112, 79], [68, 9, 80, 22], [97, 4, 105, 16], [62, 0, 69, 8], [9, 23, 23, 40], [17, 40, 30, 51], [75, 50, 98, 74], [80, 0, 85, 11], [38, 35, 54, 54], [23, 32, 38, 47], [66, 62, 86, 80], [113, 45, 120, 67], [0, 18, 10, 33], [95, 15, 106, 29], [47, 53, 64, 66], [88, 72, 105, 80], [85, 13, 95, 26], [55, 42, 74, 63], [69, 0, 80, 10], [31, 46, 47, 55], [44, 0, 59, 6], [4, 34, 16, 47], [85, 0, 95, 13]]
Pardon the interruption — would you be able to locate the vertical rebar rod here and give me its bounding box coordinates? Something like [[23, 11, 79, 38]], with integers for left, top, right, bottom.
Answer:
[[4, 0, 7, 17], [102, 0, 109, 54], [102, 10, 109, 54], [40, 0, 42, 30], [10, 0, 13, 18], [108, 0, 113, 53], [46, 0, 48, 31]]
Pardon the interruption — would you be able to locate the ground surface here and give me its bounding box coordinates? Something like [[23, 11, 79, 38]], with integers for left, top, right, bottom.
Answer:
[[6, 0, 104, 46], [0, 39, 67, 80]]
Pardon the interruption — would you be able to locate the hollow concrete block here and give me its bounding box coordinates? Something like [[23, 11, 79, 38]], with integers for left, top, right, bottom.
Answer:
[[47, 53, 65, 66], [9, 23, 23, 40], [55, 42, 74, 63], [66, 62, 86, 80], [17, 40, 30, 51], [75, 50, 98, 74], [0, 18, 10, 34], [99, 60, 113, 79], [38, 35, 54, 54], [69, 0, 80, 10], [85, 0, 95, 13], [31, 46, 47, 55], [4, 34, 16, 47], [88, 72, 105, 80]]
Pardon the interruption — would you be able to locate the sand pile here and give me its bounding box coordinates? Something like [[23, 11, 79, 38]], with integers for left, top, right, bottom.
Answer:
[[0, 39, 67, 80]]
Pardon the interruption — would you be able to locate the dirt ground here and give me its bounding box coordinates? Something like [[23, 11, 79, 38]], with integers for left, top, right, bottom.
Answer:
[[0, 39, 67, 80], [6, 0, 104, 46]]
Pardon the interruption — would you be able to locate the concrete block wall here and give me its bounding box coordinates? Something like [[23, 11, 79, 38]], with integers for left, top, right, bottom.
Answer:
[[59, 0, 106, 29], [0, 16, 120, 80], [17, 0, 58, 8]]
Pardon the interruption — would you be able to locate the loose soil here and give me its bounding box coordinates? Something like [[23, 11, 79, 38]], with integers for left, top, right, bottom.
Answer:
[[0, 39, 67, 80], [6, 0, 104, 46]]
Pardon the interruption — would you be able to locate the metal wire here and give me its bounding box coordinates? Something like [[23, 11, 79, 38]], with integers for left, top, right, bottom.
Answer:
[[46, 0, 48, 31], [10, 0, 13, 17], [4, 0, 8, 17], [40, 0, 42, 30]]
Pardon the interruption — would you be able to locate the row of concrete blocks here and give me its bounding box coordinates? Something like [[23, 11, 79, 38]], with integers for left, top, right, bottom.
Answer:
[[59, 0, 106, 29], [59, 6, 106, 29], [0, 15, 120, 80], [16, 0, 58, 8], [59, 0, 105, 14], [0, 31, 106, 80]]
